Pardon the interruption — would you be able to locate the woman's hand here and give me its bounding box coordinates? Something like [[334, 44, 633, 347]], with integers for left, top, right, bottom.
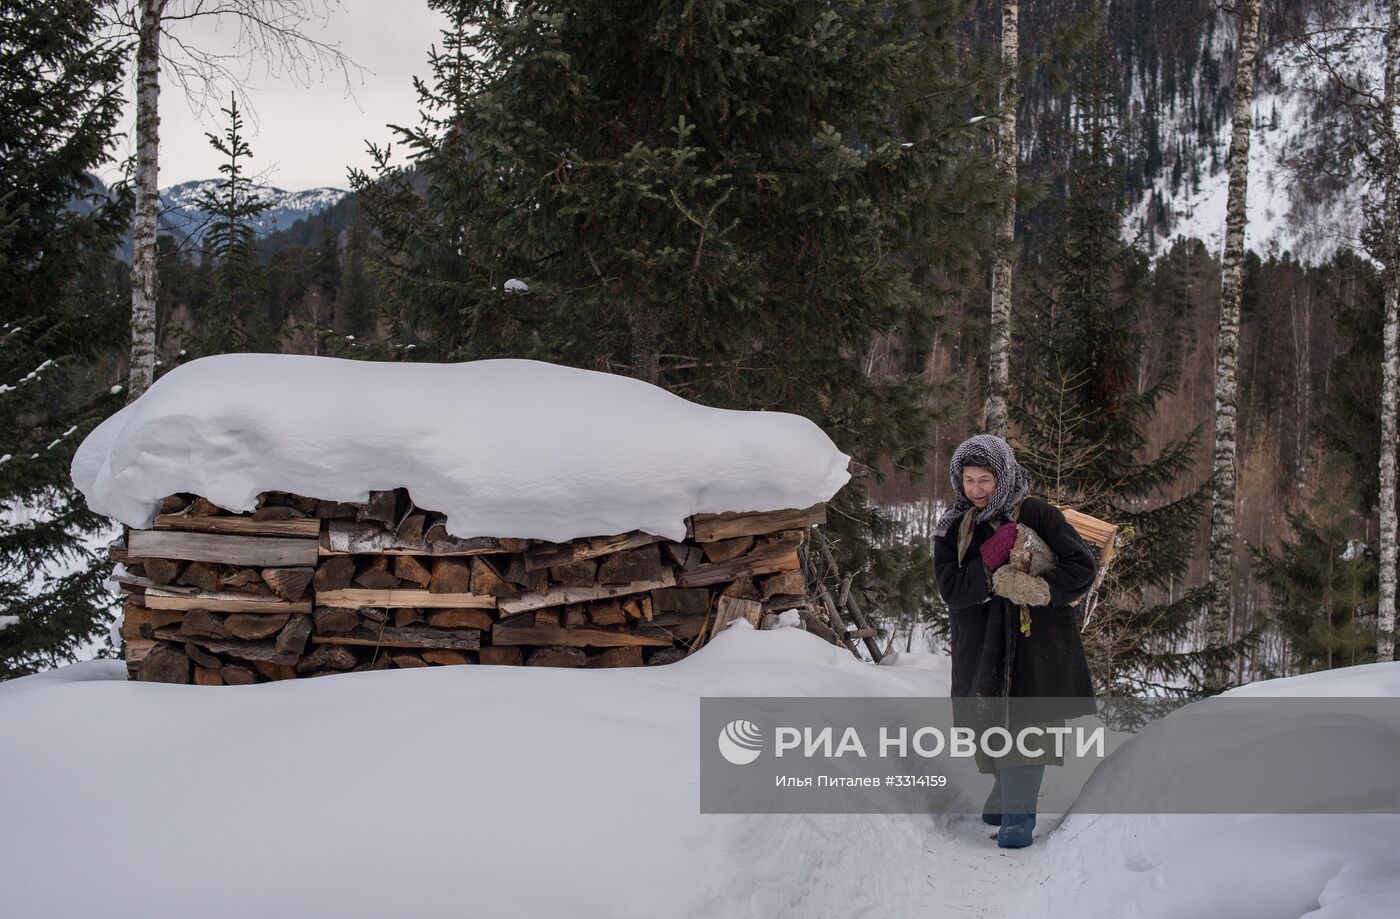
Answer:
[[979, 521, 1018, 571]]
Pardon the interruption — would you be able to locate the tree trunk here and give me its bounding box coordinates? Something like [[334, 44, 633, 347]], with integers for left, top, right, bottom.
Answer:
[[984, 0, 1018, 438], [627, 301, 660, 386], [128, 0, 165, 402], [1378, 0, 1399, 664], [1206, 0, 1261, 680]]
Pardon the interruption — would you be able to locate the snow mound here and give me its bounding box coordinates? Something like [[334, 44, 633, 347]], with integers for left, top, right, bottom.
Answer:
[[0, 626, 954, 919], [71, 355, 851, 542], [1016, 661, 1400, 919]]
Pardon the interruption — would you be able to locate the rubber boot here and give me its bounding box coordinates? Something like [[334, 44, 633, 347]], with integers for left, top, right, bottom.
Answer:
[[981, 772, 1002, 826], [995, 764, 1044, 849]]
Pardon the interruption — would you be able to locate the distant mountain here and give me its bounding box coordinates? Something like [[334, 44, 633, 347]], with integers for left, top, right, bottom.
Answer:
[[158, 180, 351, 247]]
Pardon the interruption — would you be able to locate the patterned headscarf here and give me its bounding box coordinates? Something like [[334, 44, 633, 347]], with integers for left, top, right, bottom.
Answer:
[[932, 434, 1033, 537]]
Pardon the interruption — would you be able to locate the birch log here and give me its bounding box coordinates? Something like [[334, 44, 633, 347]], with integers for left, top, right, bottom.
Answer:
[[984, 0, 1018, 438], [1378, 0, 1399, 663], [128, 0, 166, 401]]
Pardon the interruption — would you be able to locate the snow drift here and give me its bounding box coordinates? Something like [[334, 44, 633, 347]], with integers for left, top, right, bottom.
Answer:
[[71, 355, 852, 543]]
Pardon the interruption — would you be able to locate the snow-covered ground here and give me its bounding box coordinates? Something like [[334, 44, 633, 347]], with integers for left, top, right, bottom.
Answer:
[[2, 623, 1396, 918]]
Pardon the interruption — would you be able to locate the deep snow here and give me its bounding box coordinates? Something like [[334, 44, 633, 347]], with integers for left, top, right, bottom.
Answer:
[[1, 627, 1396, 918]]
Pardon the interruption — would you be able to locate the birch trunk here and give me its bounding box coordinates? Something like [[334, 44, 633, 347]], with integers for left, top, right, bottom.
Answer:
[[1206, 0, 1261, 676], [128, 0, 165, 402], [984, 0, 1017, 438], [1377, 0, 1399, 663]]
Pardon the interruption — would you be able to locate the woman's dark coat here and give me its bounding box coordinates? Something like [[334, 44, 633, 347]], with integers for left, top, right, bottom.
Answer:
[[934, 496, 1098, 728]]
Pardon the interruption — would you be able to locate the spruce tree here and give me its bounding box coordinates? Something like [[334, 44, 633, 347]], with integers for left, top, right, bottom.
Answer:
[[1009, 28, 1246, 696], [0, 0, 131, 678], [352, 0, 1002, 637], [187, 94, 275, 357]]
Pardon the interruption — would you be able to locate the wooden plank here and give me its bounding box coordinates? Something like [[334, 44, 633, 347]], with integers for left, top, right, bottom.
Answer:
[[111, 573, 197, 596], [490, 623, 673, 648], [688, 504, 825, 542], [314, 588, 496, 609], [155, 514, 321, 539], [309, 626, 481, 651], [497, 570, 677, 615], [677, 550, 801, 588], [523, 530, 665, 572], [713, 596, 763, 634], [129, 529, 319, 567], [144, 587, 312, 614], [320, 520, 528, 557]]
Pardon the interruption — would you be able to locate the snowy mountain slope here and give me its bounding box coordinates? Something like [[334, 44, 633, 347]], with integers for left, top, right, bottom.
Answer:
[[158, 179, 349, 245]]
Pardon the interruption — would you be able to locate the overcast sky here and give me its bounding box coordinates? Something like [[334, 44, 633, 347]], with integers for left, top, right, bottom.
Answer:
[[103, 1, 450, 192]]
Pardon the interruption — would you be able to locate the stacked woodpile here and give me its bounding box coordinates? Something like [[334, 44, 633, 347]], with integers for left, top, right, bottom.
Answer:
[[115, 489, 837, 683]]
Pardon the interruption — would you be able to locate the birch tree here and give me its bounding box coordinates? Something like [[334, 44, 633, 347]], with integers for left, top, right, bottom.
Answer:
[[116, 0, 360, 400], [1379, 0, 1398, 662], [985, 0, 1018, 438], [1206, 0, 1262, 682]]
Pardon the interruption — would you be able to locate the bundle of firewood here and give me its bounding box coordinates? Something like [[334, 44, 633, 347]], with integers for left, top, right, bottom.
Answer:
[[114, 489, 836, 683]]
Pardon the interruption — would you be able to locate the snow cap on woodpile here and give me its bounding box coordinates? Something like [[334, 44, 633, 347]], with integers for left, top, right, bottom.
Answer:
[[72, 354, 852, 542]]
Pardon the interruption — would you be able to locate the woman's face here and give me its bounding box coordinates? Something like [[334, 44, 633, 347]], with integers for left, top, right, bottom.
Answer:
[[961, 466, 997, 508]]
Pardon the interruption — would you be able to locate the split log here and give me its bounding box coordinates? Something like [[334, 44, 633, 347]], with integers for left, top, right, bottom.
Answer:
[[262, 567, 313, 601], [702, 536, 753, 564], [392, 654, 428, 668], [194, 666, 224, 686], [426, 608, 494, 631], [688, 504, 825, 542], [470, 556, 518, 597], [222, 568, 269, 593], [650, 588, 709, 616], [137, 643, 190, 683], [393, 555, 433, 588], [177, 561, 223, 593], [713, 596, 763, 634], [422, 649, 470, 666], [526, 646, 587, 667], [428, 558, 473, 594], [221, 663, 259, 685], [355, 557, 403, 590], [158, 494, 190, 514], [523, 531, 664, 571], [313, 607, 363, 634], [479, 646, 523, 666], [253, 660, 298, 681], [721, 578, 762, 600], [497, 570, 675, 615], [315, 499, 360, 519], [586, 646, 644, 668], [143, 557, 184, 586], [621, 595, 653, 621], [661, 542, 704, 571], [155, 513, 320, 539], [548, 558, 597, 588], [312, 555, 356, 592], [759, 569, 807, 599], [563, 604, 589, 628], [357, 489, 404, 528], [123, 637, 156, 664], [504, 556, 550, 592], [144, 587, 311, 615], [223, 612, 291, 640], [309, 625, 481, 651], [588, 600, 626, 626], [534, 609, 561, 627], [275, 614, 313, 657], [394, 608, 424, 627], [316, 588, 495, 609], [596, 545, 664, 585], [184, 642, 223, 670], [189, 497, 223, 516], [130, 530, 319, 567], [178, 609, 228, 640], [120, 606, 184, 641], [491, 623, 673, 648], [298, 644, 359, 673]]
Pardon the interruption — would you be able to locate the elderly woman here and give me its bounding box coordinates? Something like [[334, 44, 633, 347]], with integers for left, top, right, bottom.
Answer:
[[932, 434, 1098, 849]]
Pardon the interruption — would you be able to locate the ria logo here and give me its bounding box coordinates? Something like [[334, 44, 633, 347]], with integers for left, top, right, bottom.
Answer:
[[717, 719, 764, 765]]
